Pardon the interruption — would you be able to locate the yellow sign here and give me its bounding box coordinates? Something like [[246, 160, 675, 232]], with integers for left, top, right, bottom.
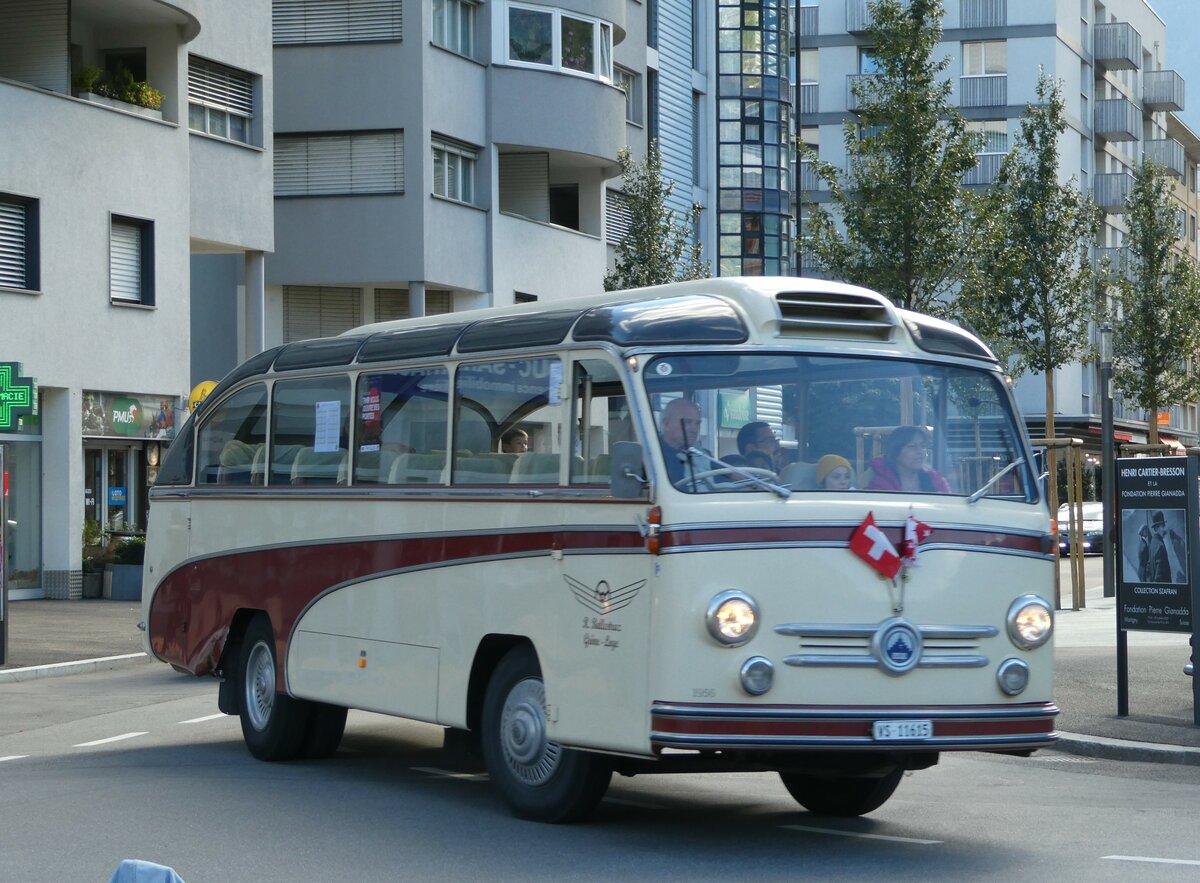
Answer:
[[188, 381, 217, 413]]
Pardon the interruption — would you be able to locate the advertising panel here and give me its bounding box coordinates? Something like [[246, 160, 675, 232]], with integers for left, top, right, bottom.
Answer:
[[82, 391, 176, 440]]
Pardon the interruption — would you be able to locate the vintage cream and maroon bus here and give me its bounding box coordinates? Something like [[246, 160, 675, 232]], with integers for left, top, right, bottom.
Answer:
[[143, 277, 1057, 822]]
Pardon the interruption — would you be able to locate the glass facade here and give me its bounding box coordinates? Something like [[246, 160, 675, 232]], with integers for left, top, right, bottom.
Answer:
[[1, 408, 42, 594], [717, 0, 793, 276]]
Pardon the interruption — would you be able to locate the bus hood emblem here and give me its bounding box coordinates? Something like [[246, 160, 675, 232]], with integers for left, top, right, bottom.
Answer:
[[871, 617, 923, 676]]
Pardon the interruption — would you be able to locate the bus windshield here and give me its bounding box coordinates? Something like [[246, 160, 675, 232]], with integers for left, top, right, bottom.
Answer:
[[645, 352, 1032, 500]]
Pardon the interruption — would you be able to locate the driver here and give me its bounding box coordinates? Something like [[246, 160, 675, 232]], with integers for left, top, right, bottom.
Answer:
[[659, 398, 704, 485]]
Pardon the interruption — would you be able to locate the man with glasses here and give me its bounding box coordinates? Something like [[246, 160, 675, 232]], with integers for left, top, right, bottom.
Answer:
[[737, 420, 783, 472]]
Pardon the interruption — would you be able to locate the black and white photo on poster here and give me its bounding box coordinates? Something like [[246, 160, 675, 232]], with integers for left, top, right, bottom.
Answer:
[[1120, 508, 1188, 585]]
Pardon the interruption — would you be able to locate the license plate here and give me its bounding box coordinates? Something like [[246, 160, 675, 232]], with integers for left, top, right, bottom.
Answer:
[[872, 719, 933, 741]]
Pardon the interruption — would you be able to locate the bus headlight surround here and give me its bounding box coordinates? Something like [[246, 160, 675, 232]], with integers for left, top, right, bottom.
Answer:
[[707, 590, 759, 646], [1007, 595, 1053, 650], [740, 656, 774, 695], [996, 658, 1030, 696]]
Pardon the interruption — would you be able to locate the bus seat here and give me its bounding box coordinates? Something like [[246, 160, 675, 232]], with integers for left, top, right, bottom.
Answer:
[[291, 447, 348, 486], [387, 452, 446, 485], [354, 448, 398, 484], [475, 452, 519, 476], [779, 460, 818, 490], [454, 456, 510, 484], [510, 452, 560, 484], [584, 453, 611, 484], [250, 443, 267, 485], [269, 444, 305, 484], [216, 440, 259, 484]]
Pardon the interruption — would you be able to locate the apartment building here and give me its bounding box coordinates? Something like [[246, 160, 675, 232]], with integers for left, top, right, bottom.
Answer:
[[0, 0, 272, 600], [794, 0, 1200, 451]]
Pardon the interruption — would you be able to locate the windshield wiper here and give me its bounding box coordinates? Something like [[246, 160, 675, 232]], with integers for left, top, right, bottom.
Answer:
[[968, 457, 1026, 504], [684, 447, 792, 499]]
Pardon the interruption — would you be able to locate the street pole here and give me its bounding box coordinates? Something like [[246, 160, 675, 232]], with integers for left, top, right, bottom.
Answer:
[[1100, 324, 1115, 600]]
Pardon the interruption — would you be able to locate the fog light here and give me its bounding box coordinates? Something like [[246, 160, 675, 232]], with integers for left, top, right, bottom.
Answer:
[[997, 658, 1030, 696], [1007, 595, 1053, 650], [740, 656, 774, 695]]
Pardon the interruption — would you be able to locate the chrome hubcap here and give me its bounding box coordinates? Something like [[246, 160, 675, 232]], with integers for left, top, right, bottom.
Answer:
[[499, 677, 561, 786], [244, 640, 275, 732]]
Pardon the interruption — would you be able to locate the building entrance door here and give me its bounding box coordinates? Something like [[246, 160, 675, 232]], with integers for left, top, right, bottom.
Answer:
[[85, 443, 147, 539]]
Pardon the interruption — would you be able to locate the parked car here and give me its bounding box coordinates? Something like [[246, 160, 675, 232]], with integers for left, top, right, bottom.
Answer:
[[1058, 502, 1104, 555]]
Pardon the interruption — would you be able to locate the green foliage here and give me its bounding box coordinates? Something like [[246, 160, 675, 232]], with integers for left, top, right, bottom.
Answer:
[[73, 65, 104, 94], [604, 142, 710, 291], [74, 63, 163, 111], [82, 518, 103, 548], [803, 0, 979, 314], [112, 536, 147, 566], [1110, 159, 1200, 444], [955, 72, 1100, 392]]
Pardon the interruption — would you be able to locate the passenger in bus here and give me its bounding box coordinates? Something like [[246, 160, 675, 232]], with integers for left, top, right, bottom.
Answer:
[[737, 421, 786, 472], [501, 428, 530, 453], [659, 398, 704, 484], [815, 454, 854, 490], [866, 426, 951, 494]]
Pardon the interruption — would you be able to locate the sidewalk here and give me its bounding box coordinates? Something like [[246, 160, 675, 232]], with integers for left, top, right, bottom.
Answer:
[[1, 567, 1198, 764]]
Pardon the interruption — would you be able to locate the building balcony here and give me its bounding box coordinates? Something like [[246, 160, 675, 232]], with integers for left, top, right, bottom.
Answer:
[[1093, 22, 1141, 71], [1144, 138, 1186, 178], [799, 83, 818, 115], [798, 5, 818, 37], [960, 0, 1007, 29], [798, 160, 822, 193], [1143, 70, 1185, 112], [959, 75, 1007, 108], [1094, 246, 1133, 282], [1094, 172, 1134, 212], [1094, 97, 1140, 142], [846, 0, 873, 34], [963, 153, 1004, 187]]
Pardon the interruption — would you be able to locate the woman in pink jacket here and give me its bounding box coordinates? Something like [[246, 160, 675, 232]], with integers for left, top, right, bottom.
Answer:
[[866, 425, 952, 494]]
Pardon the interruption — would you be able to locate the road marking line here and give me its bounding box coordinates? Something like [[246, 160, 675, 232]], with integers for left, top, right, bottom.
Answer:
[[782, 824, 943, 845], [74, 732, 148, 748], [0, 755, 30, 762], [413, 766, 488, 781], [179, 713, 226, 724], [1103, 856, 1200, 867]]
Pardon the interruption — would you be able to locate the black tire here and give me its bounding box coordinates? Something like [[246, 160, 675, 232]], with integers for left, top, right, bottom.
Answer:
[[480, 645, 611, 823], [237, 615, 312, 761], [779, 768, 903, 816], [304, 703, 348, 759]]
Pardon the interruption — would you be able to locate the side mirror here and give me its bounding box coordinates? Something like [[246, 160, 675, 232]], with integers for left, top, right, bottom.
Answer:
[[610, 441, 648, 499]]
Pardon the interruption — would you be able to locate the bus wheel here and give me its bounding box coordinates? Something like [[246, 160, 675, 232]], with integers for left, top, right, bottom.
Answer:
[[304, 703, 348, 760], [481, 646, 611, 823], [238, 615, 311, 761], [778, 768, 903, 816]]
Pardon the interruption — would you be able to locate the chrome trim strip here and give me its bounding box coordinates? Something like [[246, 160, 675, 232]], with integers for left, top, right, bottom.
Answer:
[[649, 702, 1059, 720], [659, 541, 1051, 561], [650, 733, 1058, 749], [775, 623, 998, 639], [782, 654, 989, 668]]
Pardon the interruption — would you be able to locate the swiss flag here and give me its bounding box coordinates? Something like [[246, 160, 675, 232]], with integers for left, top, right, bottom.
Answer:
[[901, 512, 934, 566], [849, 512, 902, 579]]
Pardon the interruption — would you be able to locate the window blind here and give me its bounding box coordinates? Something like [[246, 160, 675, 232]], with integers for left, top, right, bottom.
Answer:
[[499, 153, 549, 221], [0, 200, 27, 289], [376, 288, 452, 321], [283, 286, 363, 342], [110, 220, 143, 302], [188, 57, 254, 116], [274, 0, 403, 45], [275, 132, 405, 196], [605, 189, 632, 243]]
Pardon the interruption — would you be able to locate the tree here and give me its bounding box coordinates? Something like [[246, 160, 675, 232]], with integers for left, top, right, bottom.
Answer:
[[603, 142, 709, 291], [1110, 159, 1200, 445], [803, 0, 979, 314], [955, 73, 1100, 443]]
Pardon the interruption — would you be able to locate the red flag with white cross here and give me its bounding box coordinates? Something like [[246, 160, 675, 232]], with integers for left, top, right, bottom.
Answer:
[[849, 512, 902, 579], [901, 510, 934, 567]]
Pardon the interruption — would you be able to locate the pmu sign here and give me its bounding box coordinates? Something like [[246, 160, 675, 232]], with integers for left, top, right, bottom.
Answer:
[[0, 362, 37, 432]]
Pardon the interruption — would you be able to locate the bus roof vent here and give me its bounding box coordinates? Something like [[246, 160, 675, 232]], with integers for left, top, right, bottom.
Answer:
[[774, 290, 898, 341]]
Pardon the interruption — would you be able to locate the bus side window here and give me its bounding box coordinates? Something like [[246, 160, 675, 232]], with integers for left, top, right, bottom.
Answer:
[[570, 359, 635, 488], [271, 376, 351, 486], [195, 384, 268, 486], [355, 367, 449, 485]]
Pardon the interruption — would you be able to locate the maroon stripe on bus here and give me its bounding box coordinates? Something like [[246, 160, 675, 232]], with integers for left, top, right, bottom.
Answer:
[[660, 524, 1045, 554], [148, 528, 644, 681]]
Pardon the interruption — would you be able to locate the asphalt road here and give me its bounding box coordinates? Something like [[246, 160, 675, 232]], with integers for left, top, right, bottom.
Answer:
[[3, 665, 1200, 882]]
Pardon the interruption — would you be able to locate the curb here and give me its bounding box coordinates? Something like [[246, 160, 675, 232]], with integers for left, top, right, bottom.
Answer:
[[1055, 730, 1200, 766], [0, 652, 150, 685]]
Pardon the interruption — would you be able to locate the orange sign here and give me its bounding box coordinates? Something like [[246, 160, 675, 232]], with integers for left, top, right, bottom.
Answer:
[[1157, 412, 1170, 426]]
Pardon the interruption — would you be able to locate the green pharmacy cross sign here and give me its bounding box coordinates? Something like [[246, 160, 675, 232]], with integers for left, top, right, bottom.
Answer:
[[0, 362, 37, 432]]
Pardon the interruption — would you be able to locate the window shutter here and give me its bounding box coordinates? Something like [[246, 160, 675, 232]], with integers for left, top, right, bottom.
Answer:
[[605, 189, 632, 243], [0, 0, 68, 92], [499, 153, 550, 221], [0, 201, 27, 289], [283, 286, 363, 342], [375, 288, 410, 321], [188, 57, 254, 117], [754, 386, 785, 434], [426, 290, 453, 315], [110, 220, 142, 302], [275, 132, 403, 196], [273, 0, 403, 45]]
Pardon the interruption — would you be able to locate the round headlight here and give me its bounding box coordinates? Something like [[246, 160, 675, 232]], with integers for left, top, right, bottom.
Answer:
[[1007, 595, 1053, 650], [706, 590, 759, 646], [996, 658, 1030, 696], [740, 656, 774, 695]]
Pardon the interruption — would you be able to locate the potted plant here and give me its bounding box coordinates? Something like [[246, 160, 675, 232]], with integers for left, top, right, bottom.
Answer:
[[81, 518, 107, 599], [104, 535, 146, 601], [74, 63, 164, 118]]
